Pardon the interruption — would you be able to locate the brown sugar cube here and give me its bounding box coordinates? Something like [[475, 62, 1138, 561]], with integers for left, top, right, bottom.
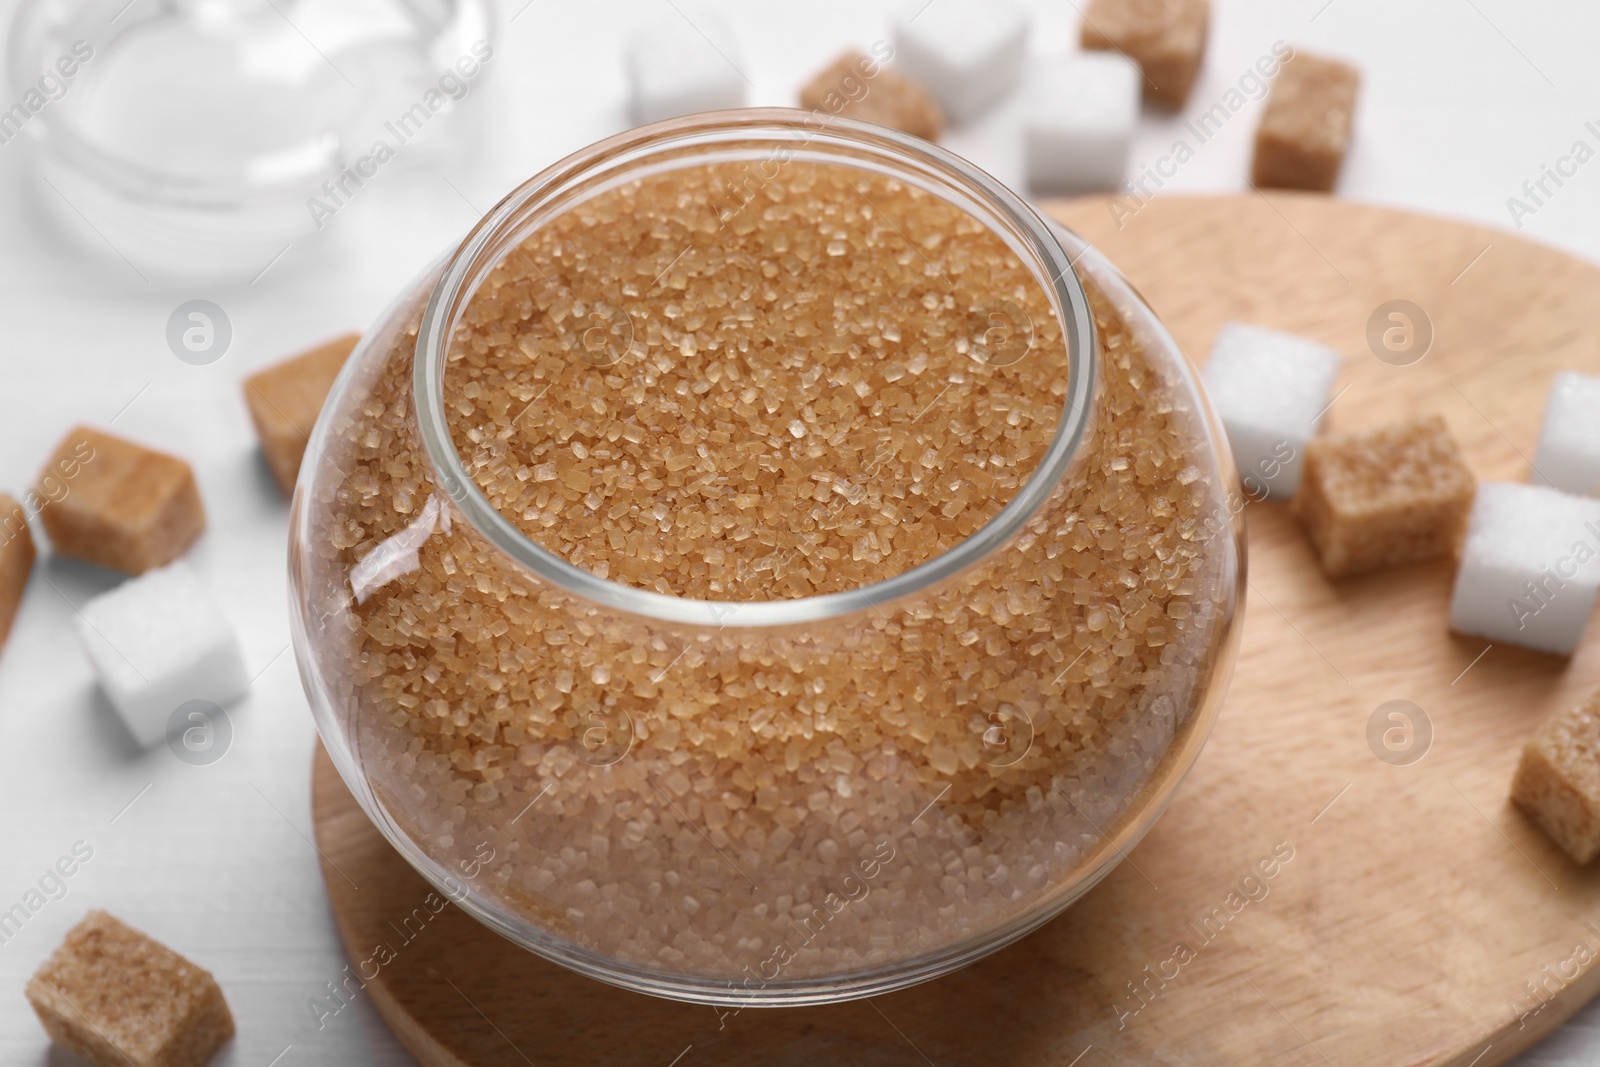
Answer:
[[1080, 0, 1210, 109], [799, 51, 944, 141], [0, 494, 36, 651], [26, 910, 234, 1067], [37, 427, 205, 575], [1290, 415, 1475, 578], [243, 332, 360, 495], [1251, 50, 1360, 191], [1513, 691, 1600, 863]]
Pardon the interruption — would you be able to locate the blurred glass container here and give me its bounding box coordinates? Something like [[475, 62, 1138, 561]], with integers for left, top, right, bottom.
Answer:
[[5, 0, 494, 282]]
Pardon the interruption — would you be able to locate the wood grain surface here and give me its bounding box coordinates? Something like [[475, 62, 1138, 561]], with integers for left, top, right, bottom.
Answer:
[[311, 193, 1600, 1066]]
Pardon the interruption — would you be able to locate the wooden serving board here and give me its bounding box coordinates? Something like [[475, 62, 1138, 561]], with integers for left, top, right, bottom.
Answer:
[[311, 194, 1600, 1066]]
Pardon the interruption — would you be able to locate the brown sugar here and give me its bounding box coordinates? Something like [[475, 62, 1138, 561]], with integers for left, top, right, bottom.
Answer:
[[0, 493, 35, 651], [1081, 0, 1210, 109], [1291, 415, 1475, 578], [244, 333, 360, 495], [799, 51, 944, 141], [303, 159, 1234, 978], [25, 910, 234, 1067], [1251, 50, 1360, 191], [446, 162, 1067, 601], [36, 427, 204, 575], [1513, 690, 1600, 863]]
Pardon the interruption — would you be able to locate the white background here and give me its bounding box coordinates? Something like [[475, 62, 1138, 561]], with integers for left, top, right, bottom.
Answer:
[[1, 0, 1599, 1063]]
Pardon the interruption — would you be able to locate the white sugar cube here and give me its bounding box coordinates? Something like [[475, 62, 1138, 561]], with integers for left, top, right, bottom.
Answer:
[[623, 11, 747, 125], [1533, 372, 1600, 497], [1450, 483, 1600, 655], [75, 562, 249, 747], [1201, 323, 1341, 500], [891, 0, 1028, 124], [1024, 53, 1140, 194]]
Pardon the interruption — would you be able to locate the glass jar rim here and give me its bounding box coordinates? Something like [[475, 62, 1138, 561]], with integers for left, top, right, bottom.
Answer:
[[413, 107, 1097, 629]]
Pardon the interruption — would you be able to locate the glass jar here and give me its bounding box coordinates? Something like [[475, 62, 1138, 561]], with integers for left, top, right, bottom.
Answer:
[[7, 0, 493, 282], [289, 110, 1245, 1006]]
